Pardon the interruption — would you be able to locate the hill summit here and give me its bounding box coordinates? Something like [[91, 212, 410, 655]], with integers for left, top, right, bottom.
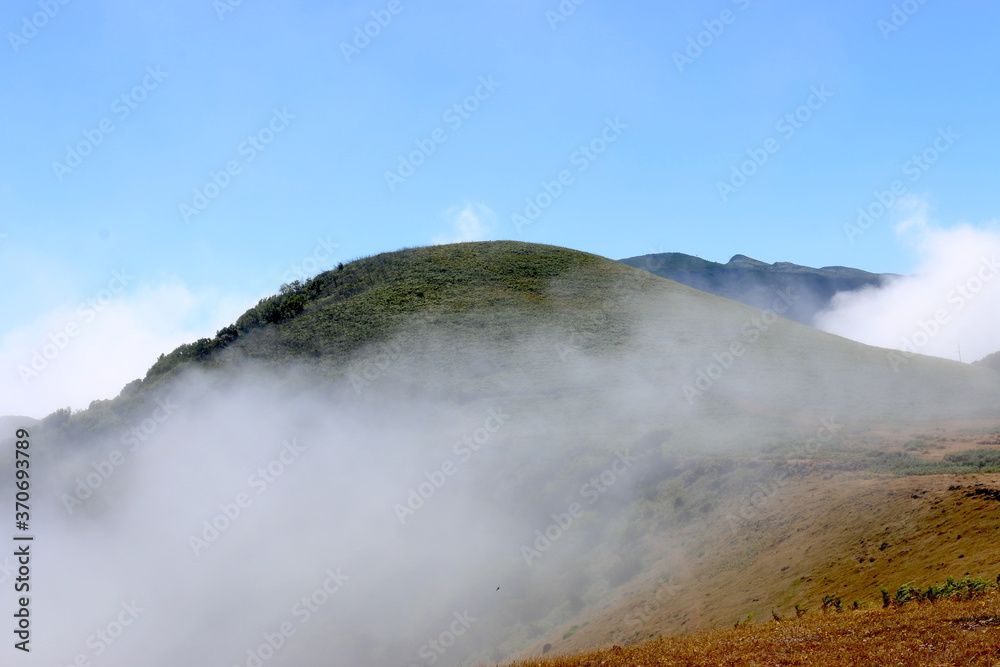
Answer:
[[63, 240, 998, 438]]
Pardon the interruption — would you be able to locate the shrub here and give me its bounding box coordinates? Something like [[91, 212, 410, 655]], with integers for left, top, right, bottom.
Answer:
[[878, 575, 998, 607], [894, 581, 917, 606]]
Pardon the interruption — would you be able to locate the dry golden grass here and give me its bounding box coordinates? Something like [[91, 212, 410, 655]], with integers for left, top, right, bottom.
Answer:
[[531, 469, 1000, 655], [509, 591, 1000, 666]]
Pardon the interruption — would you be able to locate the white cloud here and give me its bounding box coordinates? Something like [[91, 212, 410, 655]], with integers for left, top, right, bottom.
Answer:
[[433, 202, 498, 245], [816, 198, 1000, 364], [0, 281, 251, 419]]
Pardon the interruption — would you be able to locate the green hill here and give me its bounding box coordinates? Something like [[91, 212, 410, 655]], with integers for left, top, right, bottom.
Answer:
[[138, 240, 995, 417], [45, 240, 1000, 440], [141, 241, 639, 381], [10, 240, 1000, 667]]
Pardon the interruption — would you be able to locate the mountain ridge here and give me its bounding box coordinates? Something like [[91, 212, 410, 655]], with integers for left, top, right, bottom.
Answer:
[[619, 251, 895, 325]]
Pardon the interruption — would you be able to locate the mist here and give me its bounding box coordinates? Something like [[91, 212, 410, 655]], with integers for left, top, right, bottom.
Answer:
[[3, 261, 999, 667], [2, 305, 690, 667], [816, 204, 1000, 364], [0, 279, 250, 419]]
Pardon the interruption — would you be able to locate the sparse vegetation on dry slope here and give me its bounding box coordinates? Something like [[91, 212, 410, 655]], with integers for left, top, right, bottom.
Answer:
[[511, 589, 1000, 666]]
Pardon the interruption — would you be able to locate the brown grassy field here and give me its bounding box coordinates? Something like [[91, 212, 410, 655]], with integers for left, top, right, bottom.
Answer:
[[508, 590, 1000, 666], [525, 471, 1000, 654], [519, 423, 1000, 659]]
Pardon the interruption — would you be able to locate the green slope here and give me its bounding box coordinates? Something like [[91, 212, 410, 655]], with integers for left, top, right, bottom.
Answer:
[[140, 241, 643, 379], [37, 240, 1000, 442]]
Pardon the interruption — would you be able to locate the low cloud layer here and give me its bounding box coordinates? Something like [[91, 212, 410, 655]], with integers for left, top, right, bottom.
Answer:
[[0, 280, 248, 418], [0, 276, 855, 667], [817, 200, 1000, 363], [433, 203, 498, 245], [3, 349, 673, 666], [4, 252, 998, 667]]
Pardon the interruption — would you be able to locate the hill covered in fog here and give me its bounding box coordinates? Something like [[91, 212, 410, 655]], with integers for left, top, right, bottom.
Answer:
[[59, 240, 996, 437], [5, 241, 1000, 667]]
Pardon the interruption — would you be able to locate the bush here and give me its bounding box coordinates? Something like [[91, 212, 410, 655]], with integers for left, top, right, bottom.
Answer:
[[149, 283, 314, 380], [894, 581, 917, 606], [879, 575, 998, 607], [943, 449, 1000, 469]]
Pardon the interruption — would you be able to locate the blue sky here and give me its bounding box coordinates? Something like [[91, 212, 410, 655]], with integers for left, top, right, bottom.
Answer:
[[3, 0, 999, 416]]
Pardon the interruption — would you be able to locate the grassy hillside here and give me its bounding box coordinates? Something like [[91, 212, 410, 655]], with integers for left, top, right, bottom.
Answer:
[[0, 415, 38, 432], [87, 240, 998, 421], [141, 241, 628, 380], [512, 587, 1000, 666], [521, 447, 1000, 658], [13, 240, 1000, 666]]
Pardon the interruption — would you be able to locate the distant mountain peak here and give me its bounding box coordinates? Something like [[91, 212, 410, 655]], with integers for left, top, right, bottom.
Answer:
[[620, 250, 893, 326], [727, 254, 770, 268]]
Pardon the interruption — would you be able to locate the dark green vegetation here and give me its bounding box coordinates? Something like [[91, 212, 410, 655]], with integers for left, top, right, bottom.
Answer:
[[877, 575, 1000, 608], [620, 251, 893, 325]]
